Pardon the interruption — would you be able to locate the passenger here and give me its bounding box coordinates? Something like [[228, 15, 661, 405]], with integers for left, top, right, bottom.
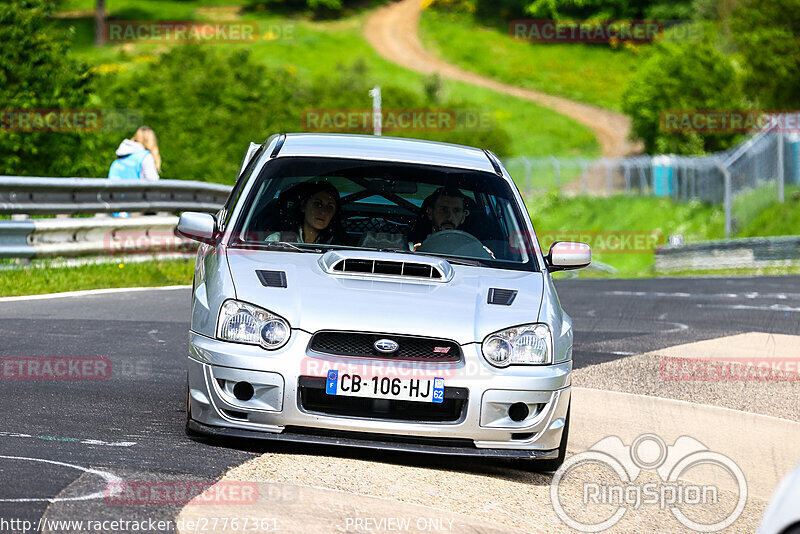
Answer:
[[267, 181, 340, 244]]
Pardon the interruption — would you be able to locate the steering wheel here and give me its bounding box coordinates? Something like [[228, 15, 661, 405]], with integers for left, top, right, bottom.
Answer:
[[415, 230, 494, 259]]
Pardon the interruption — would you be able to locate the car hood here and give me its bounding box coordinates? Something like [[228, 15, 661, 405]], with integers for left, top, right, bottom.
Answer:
[[226, 249, 545, 345]]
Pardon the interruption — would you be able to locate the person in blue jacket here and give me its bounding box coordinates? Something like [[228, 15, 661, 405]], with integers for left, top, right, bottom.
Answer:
[[108, 126, 161, 217], [108, 126, 161, 181]]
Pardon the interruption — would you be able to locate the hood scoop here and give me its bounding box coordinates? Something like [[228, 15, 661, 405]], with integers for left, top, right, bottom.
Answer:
[[488, 288, 517, 305], [319, 250, 454, 283], [256, 270, 287, 288]]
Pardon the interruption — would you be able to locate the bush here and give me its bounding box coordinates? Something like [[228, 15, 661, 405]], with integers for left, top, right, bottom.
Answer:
[[0, 0, 94, 176], [621, 30, 746, 155]]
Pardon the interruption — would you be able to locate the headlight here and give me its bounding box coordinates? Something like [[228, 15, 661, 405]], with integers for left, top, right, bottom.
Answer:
[[217, 300, 290, 350], [482, 324, 552, 367]]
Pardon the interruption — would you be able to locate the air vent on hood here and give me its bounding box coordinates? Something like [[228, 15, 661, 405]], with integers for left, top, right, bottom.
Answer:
[[332, 259, 443, 280], [318, 250, 455, 282], [488, 288, 517, 306], [256, 270, 287, 288]]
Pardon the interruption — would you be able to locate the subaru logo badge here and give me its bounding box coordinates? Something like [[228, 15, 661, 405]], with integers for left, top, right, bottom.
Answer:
[[374, 338, 399, 354]]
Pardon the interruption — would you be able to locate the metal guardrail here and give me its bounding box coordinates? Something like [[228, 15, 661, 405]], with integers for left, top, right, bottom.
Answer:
[[654, 236, 800, 271], [0, 216, 198, 259], [0, 176, 233, 259], [0, 177, 232, 214]]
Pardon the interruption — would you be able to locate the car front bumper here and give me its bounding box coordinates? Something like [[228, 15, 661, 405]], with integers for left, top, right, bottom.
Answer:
[[187, 331, 571, 458]]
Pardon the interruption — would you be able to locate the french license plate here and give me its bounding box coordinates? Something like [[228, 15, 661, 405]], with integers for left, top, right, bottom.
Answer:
[[325, 371, 444, 403]]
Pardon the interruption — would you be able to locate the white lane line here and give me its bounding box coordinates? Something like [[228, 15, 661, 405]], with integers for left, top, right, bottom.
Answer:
[[606, 290, 800, 300], [0, 431, 136, 447], [697, 303, 800, 313], [0, 455, 121, 503], [0, 285, 190, 302], [148, 329, 167, 344]]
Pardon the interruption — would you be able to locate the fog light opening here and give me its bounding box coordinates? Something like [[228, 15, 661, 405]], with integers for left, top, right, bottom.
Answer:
[[233, 381, 255, 401], [508, 402, 529, 422]]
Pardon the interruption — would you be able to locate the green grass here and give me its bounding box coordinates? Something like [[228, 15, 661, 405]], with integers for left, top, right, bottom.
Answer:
[[734, 186, 800, 236], [419, 8, 642, 111], [0, 258, 194, 297], [527, 191, 726, 276], [531, 189, 800, 277], [55, 3, 600, 158]]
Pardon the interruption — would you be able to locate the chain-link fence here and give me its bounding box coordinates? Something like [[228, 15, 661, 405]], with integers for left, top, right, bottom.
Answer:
[[504, 116, 800, 236]]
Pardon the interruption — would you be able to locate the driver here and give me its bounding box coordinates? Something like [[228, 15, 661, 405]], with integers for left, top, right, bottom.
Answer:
[[427, 187, 468, 233], [411, 187, 496, 258], [410, 187, 470, 251]]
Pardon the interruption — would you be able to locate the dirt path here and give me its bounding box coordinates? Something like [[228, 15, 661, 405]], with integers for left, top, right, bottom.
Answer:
[[363, 0, 641, 159]]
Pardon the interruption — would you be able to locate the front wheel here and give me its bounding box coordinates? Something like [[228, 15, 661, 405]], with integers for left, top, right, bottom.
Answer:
[[185, 375, 201, 437], [521, 402, 570, 473]]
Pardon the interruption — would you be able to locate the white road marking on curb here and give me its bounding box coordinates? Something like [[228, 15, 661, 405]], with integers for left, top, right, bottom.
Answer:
[[0, 285, 190, 302], [0, 455, 121, 503], [575, 386, 797, 423]]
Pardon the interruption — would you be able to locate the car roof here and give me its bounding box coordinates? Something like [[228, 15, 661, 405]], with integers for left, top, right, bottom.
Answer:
[[275, 133, 498, 174]]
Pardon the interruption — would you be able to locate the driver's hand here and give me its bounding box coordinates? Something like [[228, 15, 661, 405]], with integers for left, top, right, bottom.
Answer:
[[412, 242, 422, 251]]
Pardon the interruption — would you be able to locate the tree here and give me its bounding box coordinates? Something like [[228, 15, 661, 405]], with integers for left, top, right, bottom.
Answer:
[[0, 0, 94, 176], [730, 0, 800, 108]]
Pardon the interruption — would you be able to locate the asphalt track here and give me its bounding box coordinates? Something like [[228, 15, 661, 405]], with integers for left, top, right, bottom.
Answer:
[[1, 276, 798, 532]]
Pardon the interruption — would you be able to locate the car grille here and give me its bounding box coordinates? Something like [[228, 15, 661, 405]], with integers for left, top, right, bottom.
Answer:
[[309, 331, 462, 362], [298, 377, 467, 423]]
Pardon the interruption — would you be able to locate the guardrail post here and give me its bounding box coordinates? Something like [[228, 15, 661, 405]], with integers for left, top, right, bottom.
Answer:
[[604, 158, 613, 195], [522, 157, 532, 199], [623, 162, 631, 194], [778, 130, 785, 203], [716, 161, 732, 237], [549, 156, 560, 190], [578, 158, 588, 194]]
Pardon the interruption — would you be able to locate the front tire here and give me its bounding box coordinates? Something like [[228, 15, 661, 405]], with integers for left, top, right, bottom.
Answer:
[[521, 402, 570, 473], [185, 375, 200, 437]]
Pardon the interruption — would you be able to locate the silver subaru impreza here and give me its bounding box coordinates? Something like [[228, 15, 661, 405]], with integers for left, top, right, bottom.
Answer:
[[178, 133, 590, 470]]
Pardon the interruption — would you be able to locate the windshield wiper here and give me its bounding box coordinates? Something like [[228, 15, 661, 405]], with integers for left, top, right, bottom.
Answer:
[[263, 241, 322, 253]]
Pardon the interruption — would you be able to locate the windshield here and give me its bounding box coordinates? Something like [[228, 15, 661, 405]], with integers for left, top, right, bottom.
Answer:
[[231, 157, 538, 271]]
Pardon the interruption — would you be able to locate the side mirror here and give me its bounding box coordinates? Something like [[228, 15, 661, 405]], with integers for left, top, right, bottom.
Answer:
[[177, 212, 217, 245], [546, 241, 591, 271]]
